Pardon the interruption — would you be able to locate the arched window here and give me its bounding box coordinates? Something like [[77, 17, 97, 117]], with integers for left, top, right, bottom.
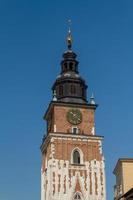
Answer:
[[74, 193, 81, 200], [73, 150, 80, 164], [69, 62, 74, 71], [70, 84, 76, 94], [59, 85, 63, 96], [62, 62, 68, 72], [71, 148, 84, 165]]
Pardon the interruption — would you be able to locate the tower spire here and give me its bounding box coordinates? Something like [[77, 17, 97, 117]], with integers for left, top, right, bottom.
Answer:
[[67, 19, 73, 50], [90, 93, 96, 105]]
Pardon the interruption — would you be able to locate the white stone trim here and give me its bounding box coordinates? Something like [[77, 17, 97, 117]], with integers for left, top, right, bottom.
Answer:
[[54, 124, 56, 132], [49, 132, 103, 141], [91, 125, 95, 135], [42, 158, 106, 200], [41, 168, 45, 200]]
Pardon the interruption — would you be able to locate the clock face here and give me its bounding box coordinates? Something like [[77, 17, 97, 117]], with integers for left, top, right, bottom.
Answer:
[[67, 109, 82, 125]]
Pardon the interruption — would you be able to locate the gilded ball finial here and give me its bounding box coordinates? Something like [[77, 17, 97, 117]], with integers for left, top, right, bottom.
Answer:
[[67, 19, 73, 50]]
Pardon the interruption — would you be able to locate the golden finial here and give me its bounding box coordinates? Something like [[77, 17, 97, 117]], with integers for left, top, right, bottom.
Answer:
[[67, 19, 73, 50]]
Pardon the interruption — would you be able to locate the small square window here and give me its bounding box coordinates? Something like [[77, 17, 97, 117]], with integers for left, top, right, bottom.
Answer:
[[72, 127, 78, 134]]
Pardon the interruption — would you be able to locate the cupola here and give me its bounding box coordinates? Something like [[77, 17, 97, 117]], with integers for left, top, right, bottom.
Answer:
[[52, 24, 88, 104]]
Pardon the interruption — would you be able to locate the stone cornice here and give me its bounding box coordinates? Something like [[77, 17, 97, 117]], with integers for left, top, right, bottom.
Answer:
[[40, 132, 104, 153]]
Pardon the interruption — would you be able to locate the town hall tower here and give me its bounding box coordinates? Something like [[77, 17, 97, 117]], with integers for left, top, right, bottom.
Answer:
[[40, 28, 106, 200]]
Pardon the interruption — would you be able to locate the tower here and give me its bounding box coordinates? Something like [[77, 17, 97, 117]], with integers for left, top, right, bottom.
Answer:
[[40, 27, 106, 200]]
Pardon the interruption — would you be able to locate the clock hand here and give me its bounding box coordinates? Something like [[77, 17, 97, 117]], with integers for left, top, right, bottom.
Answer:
[[70, 111, 73, 115], [70, 112, 76, 117], [75, 116, 81, 121]]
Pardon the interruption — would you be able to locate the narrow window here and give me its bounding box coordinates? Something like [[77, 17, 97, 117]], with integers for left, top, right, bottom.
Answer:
[[69, 62, 73, 71], [59, 85, 63, 96], [72, 127, 78, 134], [73, 150, 80, 164], [63, 62, 67, 71], [70, 84, 76, 94]]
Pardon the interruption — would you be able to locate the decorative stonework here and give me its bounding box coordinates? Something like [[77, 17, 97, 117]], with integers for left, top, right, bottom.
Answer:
[[41, 134, 106, 200]]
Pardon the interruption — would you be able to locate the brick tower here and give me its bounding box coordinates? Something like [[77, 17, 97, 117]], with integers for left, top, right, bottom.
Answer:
[[40, 28, 106, 200]]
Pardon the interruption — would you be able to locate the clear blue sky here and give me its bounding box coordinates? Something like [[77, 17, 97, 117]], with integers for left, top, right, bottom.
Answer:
[[0, 0, 133, 199]]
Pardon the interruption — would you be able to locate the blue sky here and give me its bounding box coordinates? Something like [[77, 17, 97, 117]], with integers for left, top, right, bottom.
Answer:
[[0, 0, 133, 199]]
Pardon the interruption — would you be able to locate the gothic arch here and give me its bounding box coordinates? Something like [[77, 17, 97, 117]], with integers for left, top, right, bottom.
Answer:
[[71, 147, 84, 165], [73, 192, 83, 200]]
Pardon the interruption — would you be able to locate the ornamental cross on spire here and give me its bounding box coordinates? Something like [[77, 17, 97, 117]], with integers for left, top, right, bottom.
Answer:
[[67, 19, 73, 50]]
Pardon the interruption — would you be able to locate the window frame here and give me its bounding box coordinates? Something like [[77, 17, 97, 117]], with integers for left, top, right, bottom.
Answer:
[[72, 126, 79, 134], [71, 148, 84, 165]]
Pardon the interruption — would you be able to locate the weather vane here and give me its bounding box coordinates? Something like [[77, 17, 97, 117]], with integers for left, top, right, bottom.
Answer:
[[67, 19, 73, 50]]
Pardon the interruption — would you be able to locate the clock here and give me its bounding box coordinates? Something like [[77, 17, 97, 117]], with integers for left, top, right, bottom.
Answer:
[[67, 109, 82, 125]]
